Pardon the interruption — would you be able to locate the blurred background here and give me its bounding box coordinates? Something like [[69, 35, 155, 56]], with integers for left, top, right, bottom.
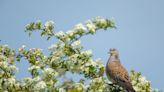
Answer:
[[0, 0, 164, 90]]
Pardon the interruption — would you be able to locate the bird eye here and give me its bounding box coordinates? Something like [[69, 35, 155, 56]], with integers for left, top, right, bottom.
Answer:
[[110, 48, 114, 51], [110, 48, 116, 52]]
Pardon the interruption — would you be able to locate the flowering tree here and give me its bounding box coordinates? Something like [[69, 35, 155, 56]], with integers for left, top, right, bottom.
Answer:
[[0, 17, 160, 92]]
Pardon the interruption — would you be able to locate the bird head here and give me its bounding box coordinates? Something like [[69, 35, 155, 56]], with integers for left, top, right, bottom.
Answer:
[[109, 48, 119, 58]]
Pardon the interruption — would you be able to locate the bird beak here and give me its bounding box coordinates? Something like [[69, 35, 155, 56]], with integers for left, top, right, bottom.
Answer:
[[107, 51, 110, 54], [108, 49, 111, 54]]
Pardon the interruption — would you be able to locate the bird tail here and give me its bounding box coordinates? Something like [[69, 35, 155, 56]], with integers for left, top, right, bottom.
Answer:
[[125, 83, 136, 92], [127, 88, 136, 92], [126, 85, 136, 92]]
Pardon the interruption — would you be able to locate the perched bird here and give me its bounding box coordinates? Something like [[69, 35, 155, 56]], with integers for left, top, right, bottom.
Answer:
[[106, 48, 135, 92]]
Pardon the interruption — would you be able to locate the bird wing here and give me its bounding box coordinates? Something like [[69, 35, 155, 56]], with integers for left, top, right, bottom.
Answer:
[[108, 61, 131, 83]]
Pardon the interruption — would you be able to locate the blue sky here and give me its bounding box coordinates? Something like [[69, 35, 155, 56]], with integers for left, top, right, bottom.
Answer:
[[0, 0, 164, 90]]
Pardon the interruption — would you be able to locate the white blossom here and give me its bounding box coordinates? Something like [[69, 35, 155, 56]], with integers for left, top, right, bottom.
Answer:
[[95, 16, 107, 25], [48, 44, 58, 50], [83, 67, 89, 73], [69, 54, 79, 59], [33, 76, 41, 82], [10, 65, 18, 72], [66, 30, 74, 37], [7, 77, 16, 85], [65, 60, 74, 70], [3, 44, 9, 47], [43, 68, 58, 77], [28, 65, 40, 71], [34, 81, 46, 90], [19, 45, 26, 52], [132, 80, 137, 85], [82, 50, 92, 56], [86, 20, 96, 33], [74, 23, 87, 32], [45, 21, 54, 29], [95, 58, 104, 68], [33, 20, 41, 29], [85, 59, 96, 67], [55, 31, 65, 38], [139, 76, 147, 83], [22, 45, 26, 48], [74, 83, 85, 91], [71, 40, 81, 48], [0, 62, 8, 70], [59, 88, 66, 92], [44, 68, 54, 74]]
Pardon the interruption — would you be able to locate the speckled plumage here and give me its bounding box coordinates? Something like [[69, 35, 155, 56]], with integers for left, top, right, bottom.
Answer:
[[106, 48, 135, 92]]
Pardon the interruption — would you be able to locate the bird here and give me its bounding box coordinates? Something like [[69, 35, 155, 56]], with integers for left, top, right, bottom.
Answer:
[[106, 48, 135, 92]]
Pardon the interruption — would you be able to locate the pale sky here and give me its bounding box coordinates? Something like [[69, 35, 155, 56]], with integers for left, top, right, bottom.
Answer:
[[0, 0, 164, 90]]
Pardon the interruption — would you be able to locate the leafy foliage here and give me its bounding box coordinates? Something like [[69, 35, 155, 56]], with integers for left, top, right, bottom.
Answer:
[[0, 17, 160, 92]]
